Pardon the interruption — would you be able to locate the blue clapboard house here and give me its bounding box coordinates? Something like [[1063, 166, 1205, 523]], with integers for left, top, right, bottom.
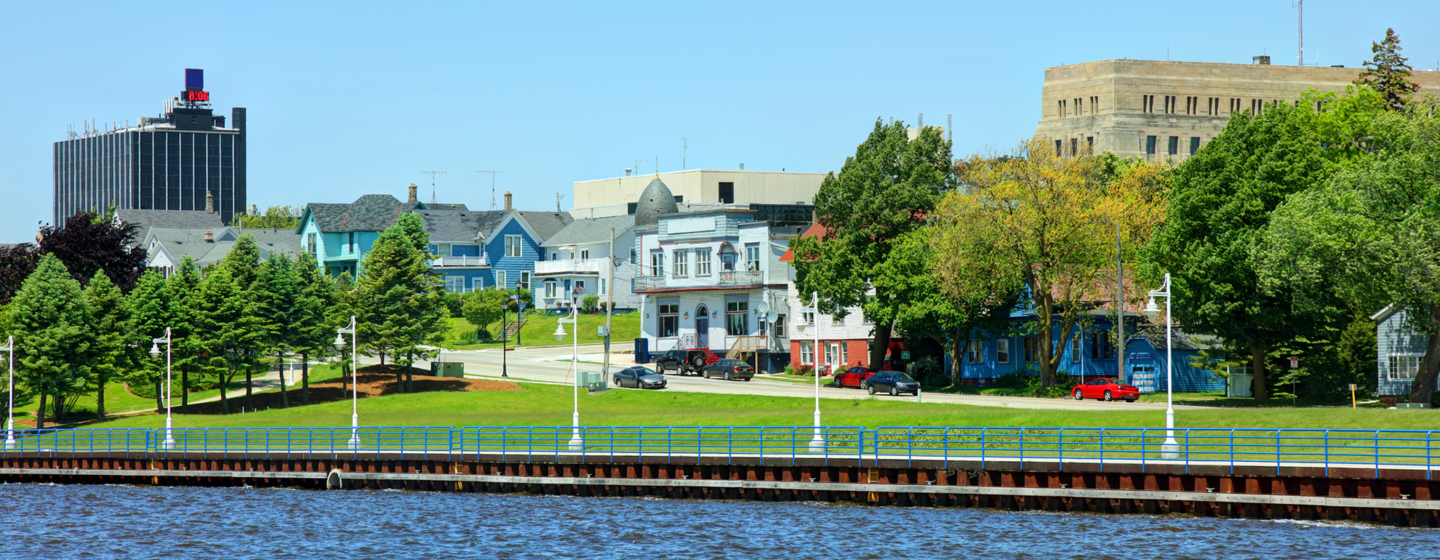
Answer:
[[953, 311, 1225, 393]]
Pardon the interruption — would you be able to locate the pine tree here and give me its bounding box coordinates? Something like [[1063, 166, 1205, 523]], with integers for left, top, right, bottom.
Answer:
[[1357, 28, 1420, 111], [130, 271, 171, 414], [331, 272, 358, 394], [195, 266, 262, 414], [357, 214, 446, 392], [6, 254, 95, 428], [86, 270, 134, 420], [221, 234, 264, 291], [251, 254, 302, 408], [293, 252, 334, 405], [166, 257, 203, 412]]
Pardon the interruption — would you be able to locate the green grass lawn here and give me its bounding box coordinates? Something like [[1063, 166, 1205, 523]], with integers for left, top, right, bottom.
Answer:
[[445, 312, 640, 350], [85, 380, 1437, 432]]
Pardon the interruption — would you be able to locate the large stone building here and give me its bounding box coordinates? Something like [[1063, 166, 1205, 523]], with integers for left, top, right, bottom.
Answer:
[[1033, 58, 1440, 162]]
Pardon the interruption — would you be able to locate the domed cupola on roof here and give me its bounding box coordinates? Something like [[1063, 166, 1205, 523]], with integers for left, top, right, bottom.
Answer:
[[633, 177, 679, 226]]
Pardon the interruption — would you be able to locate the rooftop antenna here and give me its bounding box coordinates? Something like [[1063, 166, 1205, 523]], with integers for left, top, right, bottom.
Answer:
[[475, 170, 510, 210], [947, 114, 953, 142], [633, 159, 643, 177], [1293, 0, 1303, 66], [556, 193, 564, 212], [682, 138, 688, 170], [421, 171, 446, 203], [655, 156, 659, 178]]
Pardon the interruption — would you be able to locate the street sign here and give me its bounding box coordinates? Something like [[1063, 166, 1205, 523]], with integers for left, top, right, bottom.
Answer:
[[1348, 384, 1357, 391], [598, 325, 609, 337], [1289, 356, 1299, 369]]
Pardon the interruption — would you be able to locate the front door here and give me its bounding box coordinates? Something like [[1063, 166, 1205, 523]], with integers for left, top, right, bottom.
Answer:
[[696, 305, 710, 348]]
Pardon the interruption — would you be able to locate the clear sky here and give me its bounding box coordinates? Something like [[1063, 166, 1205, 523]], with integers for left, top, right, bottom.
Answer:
[[2, 1, 1437, 242]]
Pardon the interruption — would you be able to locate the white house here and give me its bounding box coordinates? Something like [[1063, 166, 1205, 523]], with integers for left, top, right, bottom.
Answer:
[[535, 215, 639, 311]]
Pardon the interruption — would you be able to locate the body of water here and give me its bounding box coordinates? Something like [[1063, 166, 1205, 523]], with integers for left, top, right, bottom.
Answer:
[[0, 483, 1434, 559]]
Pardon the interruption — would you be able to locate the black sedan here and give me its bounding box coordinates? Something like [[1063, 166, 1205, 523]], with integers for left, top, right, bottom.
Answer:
[[613, 367, 667, 389], [701, 359, 754, 381], [861, 371, 920, 396]]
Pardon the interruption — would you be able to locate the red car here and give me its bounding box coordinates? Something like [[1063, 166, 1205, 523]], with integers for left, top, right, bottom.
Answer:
[[832, 366, 876, 389], [1072, 378, 1140, 402]]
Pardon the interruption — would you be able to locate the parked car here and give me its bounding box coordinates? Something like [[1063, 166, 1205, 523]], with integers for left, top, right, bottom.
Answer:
[[613, 366, 667, 389], [861, 371, 919, 396], [832, 366, 876, 389], [1072, 378, 1140, 402], [701, 359, 754, 381], [654, 348, 710, 376]]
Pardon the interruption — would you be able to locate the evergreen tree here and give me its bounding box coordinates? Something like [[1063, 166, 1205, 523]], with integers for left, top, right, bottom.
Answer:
[[357, 214, 446, 392], [251, 254, 302, 408], [166, 256, 203, 412], [6, 254, 95, 428], [130, 270, 171, 414], [85, 270, 134, 420], [331, 272, 358, 394], [1357, 28, 1420, 112], [293, 252, 334, 405], [221, 234, 264, 291], [195, 266, 262, 414]]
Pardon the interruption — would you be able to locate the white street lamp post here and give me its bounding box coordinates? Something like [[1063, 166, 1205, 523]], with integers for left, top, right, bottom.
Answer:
[[3, 335, 15, 450], [809, 291, 824, 453], [555, 297, 582, 451], [334, 316, 360, 449], [1144, 273, 1180, 459], [148, 328, 175, 449]]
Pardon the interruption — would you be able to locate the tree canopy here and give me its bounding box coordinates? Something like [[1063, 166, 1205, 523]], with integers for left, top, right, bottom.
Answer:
[[6, 254, 95, 428]]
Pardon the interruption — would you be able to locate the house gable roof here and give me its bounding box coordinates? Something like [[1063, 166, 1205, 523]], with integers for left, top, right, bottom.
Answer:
[[516, 211, 573, 242], [541, 215, 634, 248], [115, 209, 225, 238], [416, 209, 504, 243]]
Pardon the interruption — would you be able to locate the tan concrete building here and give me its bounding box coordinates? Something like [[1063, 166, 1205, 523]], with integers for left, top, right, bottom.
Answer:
[[1034, 58, 1440, 162], [571, 169, 826, 219]]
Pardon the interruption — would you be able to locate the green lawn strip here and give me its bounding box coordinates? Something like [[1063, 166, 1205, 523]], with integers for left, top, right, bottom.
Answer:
[[68, 383, 1439, 461], [756, 373, 837, 386], [445, 313, 641, 350]]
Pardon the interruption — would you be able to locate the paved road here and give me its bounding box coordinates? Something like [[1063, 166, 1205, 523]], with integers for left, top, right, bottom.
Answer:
[[395, 344, 1191, 412]]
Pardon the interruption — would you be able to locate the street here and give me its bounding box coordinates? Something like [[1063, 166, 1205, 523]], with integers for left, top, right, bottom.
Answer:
[[393, 344, 1191, 412]]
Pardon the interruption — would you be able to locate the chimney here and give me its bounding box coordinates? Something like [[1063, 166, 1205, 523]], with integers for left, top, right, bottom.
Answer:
[[204, 230, 214, 243], [205, 191, 214, 214], [504, 191, 513, 211], [407, 183, 419, 204]]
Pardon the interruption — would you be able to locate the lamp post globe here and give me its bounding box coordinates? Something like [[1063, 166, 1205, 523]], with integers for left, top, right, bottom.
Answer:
[[553, 324, 566, 341], [333, 334, 346, 350], [149, 343, 161, 358]]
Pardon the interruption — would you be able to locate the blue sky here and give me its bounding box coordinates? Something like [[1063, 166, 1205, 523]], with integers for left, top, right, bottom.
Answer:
[[2, 1, 1437, 242]]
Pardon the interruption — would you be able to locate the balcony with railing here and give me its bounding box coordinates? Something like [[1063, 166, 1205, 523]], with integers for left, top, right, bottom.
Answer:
[[534, 258, 607, 275], [633, 270, 764, 292], [432, 255, 489, 268]]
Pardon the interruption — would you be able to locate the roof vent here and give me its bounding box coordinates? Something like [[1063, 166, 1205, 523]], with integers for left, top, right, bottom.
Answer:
[[1252, 55, 1271, 65]]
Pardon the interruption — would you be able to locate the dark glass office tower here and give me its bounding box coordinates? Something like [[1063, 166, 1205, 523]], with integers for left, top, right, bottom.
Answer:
[[52, 69, 246, 227]]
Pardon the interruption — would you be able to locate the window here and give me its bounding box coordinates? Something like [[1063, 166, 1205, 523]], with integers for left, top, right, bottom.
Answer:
[[630, 249, 637, 264], [446, 276, 464, 293], [826, 343, 838, 365], [1070, 138, 1077, 156], [862, 312, 873, 325], [1142, 95, 1155, 113], [831, 313, 845, 326], [1024, 336, 1041, 363], [673, 249, 688, 277], [718, 182, 734, 204], [658, 301, 679, 337], [719, 244, 738, 271], [1072, 334, 1081, 360], [1090, 331, 1115, 360], [800, 341, 814, 365], [551, 252, 557, 261], [1057, 100, 1064, 117], [574, 280, 585, 295], [306, 233, 316, 254], [519, 271, 531, 291], [1189, 137, 1200, 155], [505, 235, 523, 257], [802, 310, 815, 325], [599, 278, 607, 295], [774, 314, 786, 338], [1389, 355, 1421, 380], [745, 243, 760, 272], [348, 232, 355, 253], [1055, 139, 1063, 156], [544, 280, 557, 298], [967, 340, 983, 363], [696, 248, 712, 276], [471, 277, 485, 291], [996, 339, 1010, 364], [650, 250, 664, 276], [1090, 96, 1099, 113], [1168, 136, 1179, 156], [495, 270, 507, 290], [726, 299, 748, 335], [1086, 136, 1094, 151], [1146, 136, 1157, 155]]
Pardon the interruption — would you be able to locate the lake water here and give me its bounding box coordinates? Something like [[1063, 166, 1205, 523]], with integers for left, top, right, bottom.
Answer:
[[1, 483, 1434, 559]]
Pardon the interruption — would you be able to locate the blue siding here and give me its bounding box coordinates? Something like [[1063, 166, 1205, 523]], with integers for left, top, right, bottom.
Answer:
[[451, 244, 481, 257], [485, 217, 541, 290], [1376, 308, 1427, 396]]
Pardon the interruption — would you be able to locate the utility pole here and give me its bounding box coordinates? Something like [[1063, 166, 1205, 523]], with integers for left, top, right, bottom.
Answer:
[[1294, 0, 1303, 66], [682, 138, 688, 170], [421, 171, 446, 203], [1116, 222, 1125, 383], [475, 171, 509, 210], [604, 228, 615, 380]]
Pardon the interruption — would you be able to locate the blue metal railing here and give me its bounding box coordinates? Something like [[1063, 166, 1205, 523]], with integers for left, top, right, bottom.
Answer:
[[1, 426, 1436, 478]]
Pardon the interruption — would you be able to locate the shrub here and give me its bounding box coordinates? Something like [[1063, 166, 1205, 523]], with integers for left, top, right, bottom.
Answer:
[[906, 356, 946, 386], [784, 364, 795, 375], [795, 364, 815, 377], [443, 291, 464, 317], [581, 294, 600, 313]]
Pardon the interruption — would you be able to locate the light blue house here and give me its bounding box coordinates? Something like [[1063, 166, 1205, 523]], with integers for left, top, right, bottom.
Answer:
[[1371, 304, 1426, 396], [954, 312, 1225, 393]]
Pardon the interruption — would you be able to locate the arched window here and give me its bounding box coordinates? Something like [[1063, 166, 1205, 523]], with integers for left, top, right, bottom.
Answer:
[[718, 243, 738, 272]]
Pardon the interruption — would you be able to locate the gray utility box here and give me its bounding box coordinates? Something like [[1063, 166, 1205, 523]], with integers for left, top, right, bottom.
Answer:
[[431, 362, 465, 378], [1395, 403, 1430, 409], [578, 371, 607, 392]]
